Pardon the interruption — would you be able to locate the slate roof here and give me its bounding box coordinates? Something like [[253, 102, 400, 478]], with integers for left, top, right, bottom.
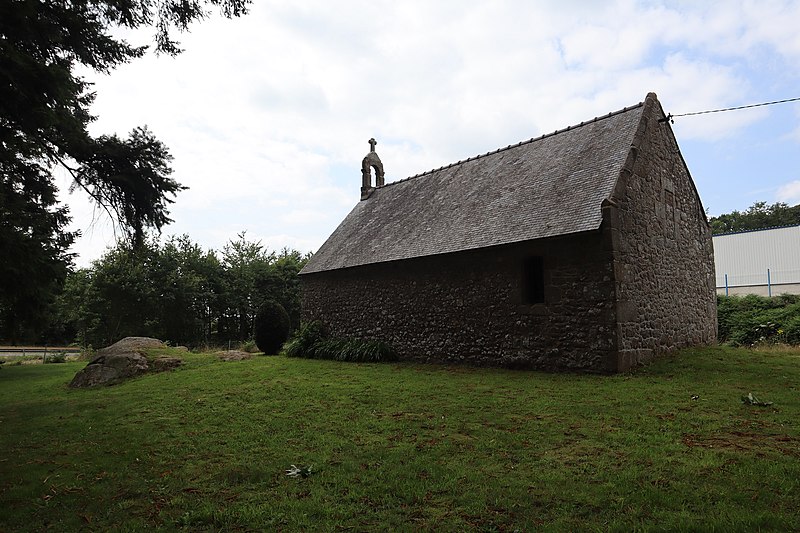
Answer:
[[301, 101, 645, 275]]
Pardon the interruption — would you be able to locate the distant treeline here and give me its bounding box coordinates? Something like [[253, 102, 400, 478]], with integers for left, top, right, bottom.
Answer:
[[710, 201, 800, 235], [7, 233, 309, 349]]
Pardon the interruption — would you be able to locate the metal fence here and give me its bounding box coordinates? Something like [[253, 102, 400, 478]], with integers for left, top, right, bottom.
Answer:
[[0, 346, 82, 362], [716, 268, 800, 296]]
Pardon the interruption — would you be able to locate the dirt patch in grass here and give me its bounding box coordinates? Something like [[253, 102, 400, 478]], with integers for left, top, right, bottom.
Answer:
[[682, 431, 800, 457]]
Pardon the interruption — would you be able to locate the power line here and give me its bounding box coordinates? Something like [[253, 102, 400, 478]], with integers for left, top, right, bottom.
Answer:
[[660, 96, 800, 123]]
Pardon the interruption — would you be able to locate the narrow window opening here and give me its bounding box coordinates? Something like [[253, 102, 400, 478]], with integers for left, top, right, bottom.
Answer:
[[523, 256, 545, 304]]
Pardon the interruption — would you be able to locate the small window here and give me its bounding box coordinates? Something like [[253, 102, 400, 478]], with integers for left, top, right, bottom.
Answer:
[[523, 256, 545, 304]]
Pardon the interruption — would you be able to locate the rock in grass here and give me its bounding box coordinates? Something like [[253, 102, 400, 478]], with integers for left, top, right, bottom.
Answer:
[[69, 352, 150, 388], [69, 337, 182, 388], [96, 337, 165, 356], [216, 350, 253, 362]]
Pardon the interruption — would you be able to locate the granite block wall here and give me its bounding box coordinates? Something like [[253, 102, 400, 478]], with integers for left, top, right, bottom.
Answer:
[[302, 233, 617, 372], [603, 94, 717, 370]]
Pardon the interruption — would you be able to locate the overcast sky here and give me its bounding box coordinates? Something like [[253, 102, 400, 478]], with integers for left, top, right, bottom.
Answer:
[[59, 0, 800, 266]]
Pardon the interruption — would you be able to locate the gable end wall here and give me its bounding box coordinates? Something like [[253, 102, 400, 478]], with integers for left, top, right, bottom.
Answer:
[[604, 94, 717, 370]]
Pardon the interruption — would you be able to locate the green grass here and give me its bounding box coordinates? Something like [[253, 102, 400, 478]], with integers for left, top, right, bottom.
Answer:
[[1, 346, 798, 531]]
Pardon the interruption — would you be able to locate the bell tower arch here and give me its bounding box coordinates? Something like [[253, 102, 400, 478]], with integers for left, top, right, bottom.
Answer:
[[361, 137, 385, 200]]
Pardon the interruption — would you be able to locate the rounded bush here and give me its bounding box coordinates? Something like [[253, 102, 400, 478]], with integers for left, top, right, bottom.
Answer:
[[254, 301, 290, 355]]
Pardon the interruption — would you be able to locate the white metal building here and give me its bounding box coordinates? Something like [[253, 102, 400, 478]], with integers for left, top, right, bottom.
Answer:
[[713, 224, 800, 296]]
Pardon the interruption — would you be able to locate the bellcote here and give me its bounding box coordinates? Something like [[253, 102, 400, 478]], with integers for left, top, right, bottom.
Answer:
[[361, 137, 384, 200]]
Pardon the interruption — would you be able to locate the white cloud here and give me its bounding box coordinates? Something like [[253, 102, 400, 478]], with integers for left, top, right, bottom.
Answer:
[[776, 180, 800, 204], [59, 0, 800, 266]]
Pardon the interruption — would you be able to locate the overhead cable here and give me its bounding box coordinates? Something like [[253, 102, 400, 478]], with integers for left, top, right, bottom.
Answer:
[[660, 96, 800, 123]]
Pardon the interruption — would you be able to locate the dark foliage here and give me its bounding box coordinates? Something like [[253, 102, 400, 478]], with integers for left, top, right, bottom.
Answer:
[[54, 234, 308, 348], [74, 127, 183, 248], [218, 233, 309, 342], [315, 339, 399, 363], [254, 301, 290, 355], [717, 294, 800, 346], [283, 321, 398, 363], [0, 153, 76, 342], [0, 0, 249, 342], [710, 201, 800, 235], [282, 321, 328, 358], [255, 249, 306, 330]]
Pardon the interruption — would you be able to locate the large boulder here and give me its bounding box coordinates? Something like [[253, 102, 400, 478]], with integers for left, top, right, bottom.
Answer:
[[69, 337, 181, 388], [69, 352, 150, 388], [96, 337, 165, 356]]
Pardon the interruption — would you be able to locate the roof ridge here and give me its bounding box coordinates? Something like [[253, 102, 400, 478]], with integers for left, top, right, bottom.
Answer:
[[377, 100, 645, 189]]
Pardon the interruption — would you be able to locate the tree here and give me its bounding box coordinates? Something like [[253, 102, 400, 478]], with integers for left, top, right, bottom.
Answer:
[[56, 233, 307, 348], [219, 232, 275, 341], [57, 235, 222, 347], [255, 248, 310, 329], [0, 148, 76, 342], [0, 0, 250, 341], [710, 201, 800, 234], [55, 267, 101, 347], [218, 236, 311, 341], [154, 235, 224, 344]]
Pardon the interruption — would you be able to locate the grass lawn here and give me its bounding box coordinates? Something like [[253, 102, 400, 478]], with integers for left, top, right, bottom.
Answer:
[[1, 346, 798, 531]]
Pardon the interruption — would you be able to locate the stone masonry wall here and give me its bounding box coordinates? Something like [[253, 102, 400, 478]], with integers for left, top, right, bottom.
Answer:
[[302, 232, 617, 372], [603, 93, 717, 371]]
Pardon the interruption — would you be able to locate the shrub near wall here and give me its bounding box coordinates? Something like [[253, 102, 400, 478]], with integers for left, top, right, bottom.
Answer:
[[253, 301, 290, 355], [717, 294, 800, 345], [282, 321, 398, 362]]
